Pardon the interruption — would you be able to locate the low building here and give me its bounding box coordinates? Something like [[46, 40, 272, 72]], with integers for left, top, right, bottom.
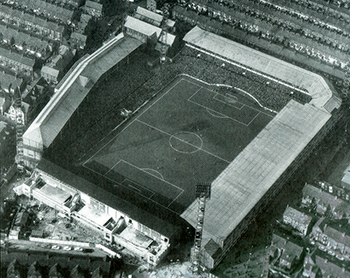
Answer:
[[0, 24, 50, 58], [303, 250, 350, 278], [2, 252, 113, 277], [318, 181, 350, 201], [302, 183, 350, 219], [270, 234, 304, 273], [5, 101, 29, 123], [68, 0, 82, 8], [84, 1, 103, 17], [124, 15, 160, 44], [123, 16, 176, 48], [41, 66, 60, 84], [41, 46, 75, 84], [310, 218, 350, 257], [134, 6, 163, 27], [70, 32, 87, 49], [282, 206, 313, 236], [75, 13, 92, 33], [0, 47, 35, 77], [16, 159, 179, 266], [0, 4, 65, 41], [14, 0, 74, 23], [0, 72, 23, 94]]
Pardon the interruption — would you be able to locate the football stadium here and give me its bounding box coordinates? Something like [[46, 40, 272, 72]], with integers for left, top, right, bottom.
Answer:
[[21, 26, 342, 268]]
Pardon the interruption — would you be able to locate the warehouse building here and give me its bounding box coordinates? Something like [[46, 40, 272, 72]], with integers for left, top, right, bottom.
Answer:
[[17, 159, 177, 266]]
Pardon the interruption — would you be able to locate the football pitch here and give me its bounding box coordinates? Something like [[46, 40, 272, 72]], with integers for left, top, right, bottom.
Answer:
[[83, 76, 275, 213]]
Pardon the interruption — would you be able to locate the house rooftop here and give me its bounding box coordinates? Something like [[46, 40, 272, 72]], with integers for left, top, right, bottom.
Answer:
[[303, 183, 348, 211], [283, 206, 313, 226], [0, 72, 23, 90], [271, 233, 304, 258], [314, 218, 350, 246], [41, 66, 60, 78], [85, 0, 103, 11], [0, 47, 35, 68], [135, 6, 163, 26], [124, 16, 162, 38]]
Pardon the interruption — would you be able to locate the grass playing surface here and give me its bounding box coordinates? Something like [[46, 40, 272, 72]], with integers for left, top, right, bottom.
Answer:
[[83, 76, 274, 213]]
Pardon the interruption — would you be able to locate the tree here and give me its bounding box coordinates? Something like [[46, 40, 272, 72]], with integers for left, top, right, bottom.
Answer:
[[10, 36, 15, 46], [101, 0, 126, 18], [84, 18, 109, 53]]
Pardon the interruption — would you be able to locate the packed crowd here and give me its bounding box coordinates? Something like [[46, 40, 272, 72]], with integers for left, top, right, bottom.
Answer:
[[46, 51, 155, 163], [46, 46, 312, 164], [177, 46, 311, 111]]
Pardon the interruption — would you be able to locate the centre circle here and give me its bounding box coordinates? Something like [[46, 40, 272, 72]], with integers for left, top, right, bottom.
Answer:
[[169, 132, 203, 154]]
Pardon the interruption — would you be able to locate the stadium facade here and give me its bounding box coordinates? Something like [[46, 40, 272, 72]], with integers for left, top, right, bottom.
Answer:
[[22, 33, 143, 168], [21, 26, 342, 268], [180, 26, 342, 268], [16, 158, 175, 266]]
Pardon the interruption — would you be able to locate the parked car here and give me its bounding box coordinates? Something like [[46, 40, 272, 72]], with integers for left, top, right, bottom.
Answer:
[[63, 246, 72, 251], [51, 245, 60, 250]]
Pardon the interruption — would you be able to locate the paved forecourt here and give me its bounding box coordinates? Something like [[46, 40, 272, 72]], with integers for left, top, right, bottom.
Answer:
[[84, 75, 274, 213]]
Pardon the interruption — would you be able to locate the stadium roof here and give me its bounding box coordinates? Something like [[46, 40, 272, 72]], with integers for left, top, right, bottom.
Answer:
[[23, 33, 142, 147], [183, 26, 340, 113], [36, 158, 180, 239], [181, 100, 331, 248]]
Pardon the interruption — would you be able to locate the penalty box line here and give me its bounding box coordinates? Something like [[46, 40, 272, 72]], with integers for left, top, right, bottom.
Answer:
[[185, 77, 274, 118], [187, 94, 254, 127], [82, 162, 181, 214], [120, 158, 184, 193], [83, 78, 186, 166]]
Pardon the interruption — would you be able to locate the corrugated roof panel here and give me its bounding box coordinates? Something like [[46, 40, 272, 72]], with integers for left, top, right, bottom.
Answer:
[[24, 35, 142, 148], [183, 26, 340, 113], [181, 101, 331, 247]]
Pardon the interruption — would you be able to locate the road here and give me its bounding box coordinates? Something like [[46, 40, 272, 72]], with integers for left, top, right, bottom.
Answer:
[[4, 239, 108, 258]]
